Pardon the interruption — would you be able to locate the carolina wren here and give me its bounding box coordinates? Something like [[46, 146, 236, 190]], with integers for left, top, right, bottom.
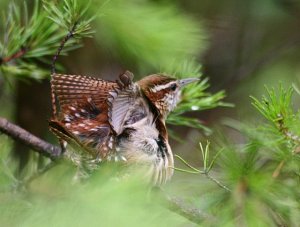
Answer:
[[49, 70, 198, 185]]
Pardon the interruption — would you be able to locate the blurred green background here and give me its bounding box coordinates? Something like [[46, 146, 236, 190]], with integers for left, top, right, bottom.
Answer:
[[1, 0, 300, 226]]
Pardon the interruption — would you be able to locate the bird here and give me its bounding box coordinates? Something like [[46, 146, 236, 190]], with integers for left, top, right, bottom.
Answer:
[[49, 70, 199, 185]]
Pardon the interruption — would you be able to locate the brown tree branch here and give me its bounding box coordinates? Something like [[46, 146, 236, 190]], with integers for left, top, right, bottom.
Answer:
[[0, 116, 209, 225], [0, 117, 61, 159], [0, 47, 27, 65]]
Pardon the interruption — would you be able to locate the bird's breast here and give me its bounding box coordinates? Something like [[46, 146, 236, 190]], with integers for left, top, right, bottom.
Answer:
[[115, 114, 174, 185]]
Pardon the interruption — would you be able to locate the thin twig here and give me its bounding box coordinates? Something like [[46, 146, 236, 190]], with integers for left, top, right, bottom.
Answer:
[[51, 22, 78, 74], [0, 117, 61, 159], [205, 172, 231, 192]]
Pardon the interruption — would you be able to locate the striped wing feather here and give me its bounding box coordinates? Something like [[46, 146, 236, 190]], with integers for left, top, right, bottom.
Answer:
[[51, 74, 117, 115], [50, 74, 118, 157]]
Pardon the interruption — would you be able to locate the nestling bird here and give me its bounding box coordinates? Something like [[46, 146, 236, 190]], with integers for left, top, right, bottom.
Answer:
[[49, 70, 198, 185]]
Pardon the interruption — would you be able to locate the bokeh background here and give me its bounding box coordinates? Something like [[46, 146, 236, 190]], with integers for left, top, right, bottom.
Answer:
[[1, 0, 300, 226]]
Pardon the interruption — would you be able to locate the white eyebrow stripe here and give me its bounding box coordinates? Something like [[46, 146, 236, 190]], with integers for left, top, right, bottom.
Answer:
[[150, 81, 175, 92]]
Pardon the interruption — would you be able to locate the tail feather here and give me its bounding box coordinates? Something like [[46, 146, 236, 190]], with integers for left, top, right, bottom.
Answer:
[[49, 119, 83, 152]]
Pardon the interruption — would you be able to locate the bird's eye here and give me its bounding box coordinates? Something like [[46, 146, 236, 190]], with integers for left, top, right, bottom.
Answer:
[[170, 84, 177, 91]]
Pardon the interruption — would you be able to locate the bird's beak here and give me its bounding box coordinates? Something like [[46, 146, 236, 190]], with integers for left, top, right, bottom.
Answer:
[[178, 78, 200, 87]]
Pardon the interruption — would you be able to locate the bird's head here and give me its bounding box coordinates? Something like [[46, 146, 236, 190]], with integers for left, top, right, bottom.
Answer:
[[138, 74, 199, 118]]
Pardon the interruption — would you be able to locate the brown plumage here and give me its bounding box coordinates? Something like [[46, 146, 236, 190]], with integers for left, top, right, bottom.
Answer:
[[49, 70, 198, 185]]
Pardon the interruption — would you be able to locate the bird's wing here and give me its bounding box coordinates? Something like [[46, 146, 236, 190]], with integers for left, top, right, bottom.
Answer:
[[50, 74, 117, 157], [51, 73, 117, 116], [107, 71, 139, 135]]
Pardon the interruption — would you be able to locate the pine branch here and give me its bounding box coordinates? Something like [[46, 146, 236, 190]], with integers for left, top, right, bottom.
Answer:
[[251, 85, 300, 147], [0, 0, 93, 79], [0, 117, 61, 159]]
